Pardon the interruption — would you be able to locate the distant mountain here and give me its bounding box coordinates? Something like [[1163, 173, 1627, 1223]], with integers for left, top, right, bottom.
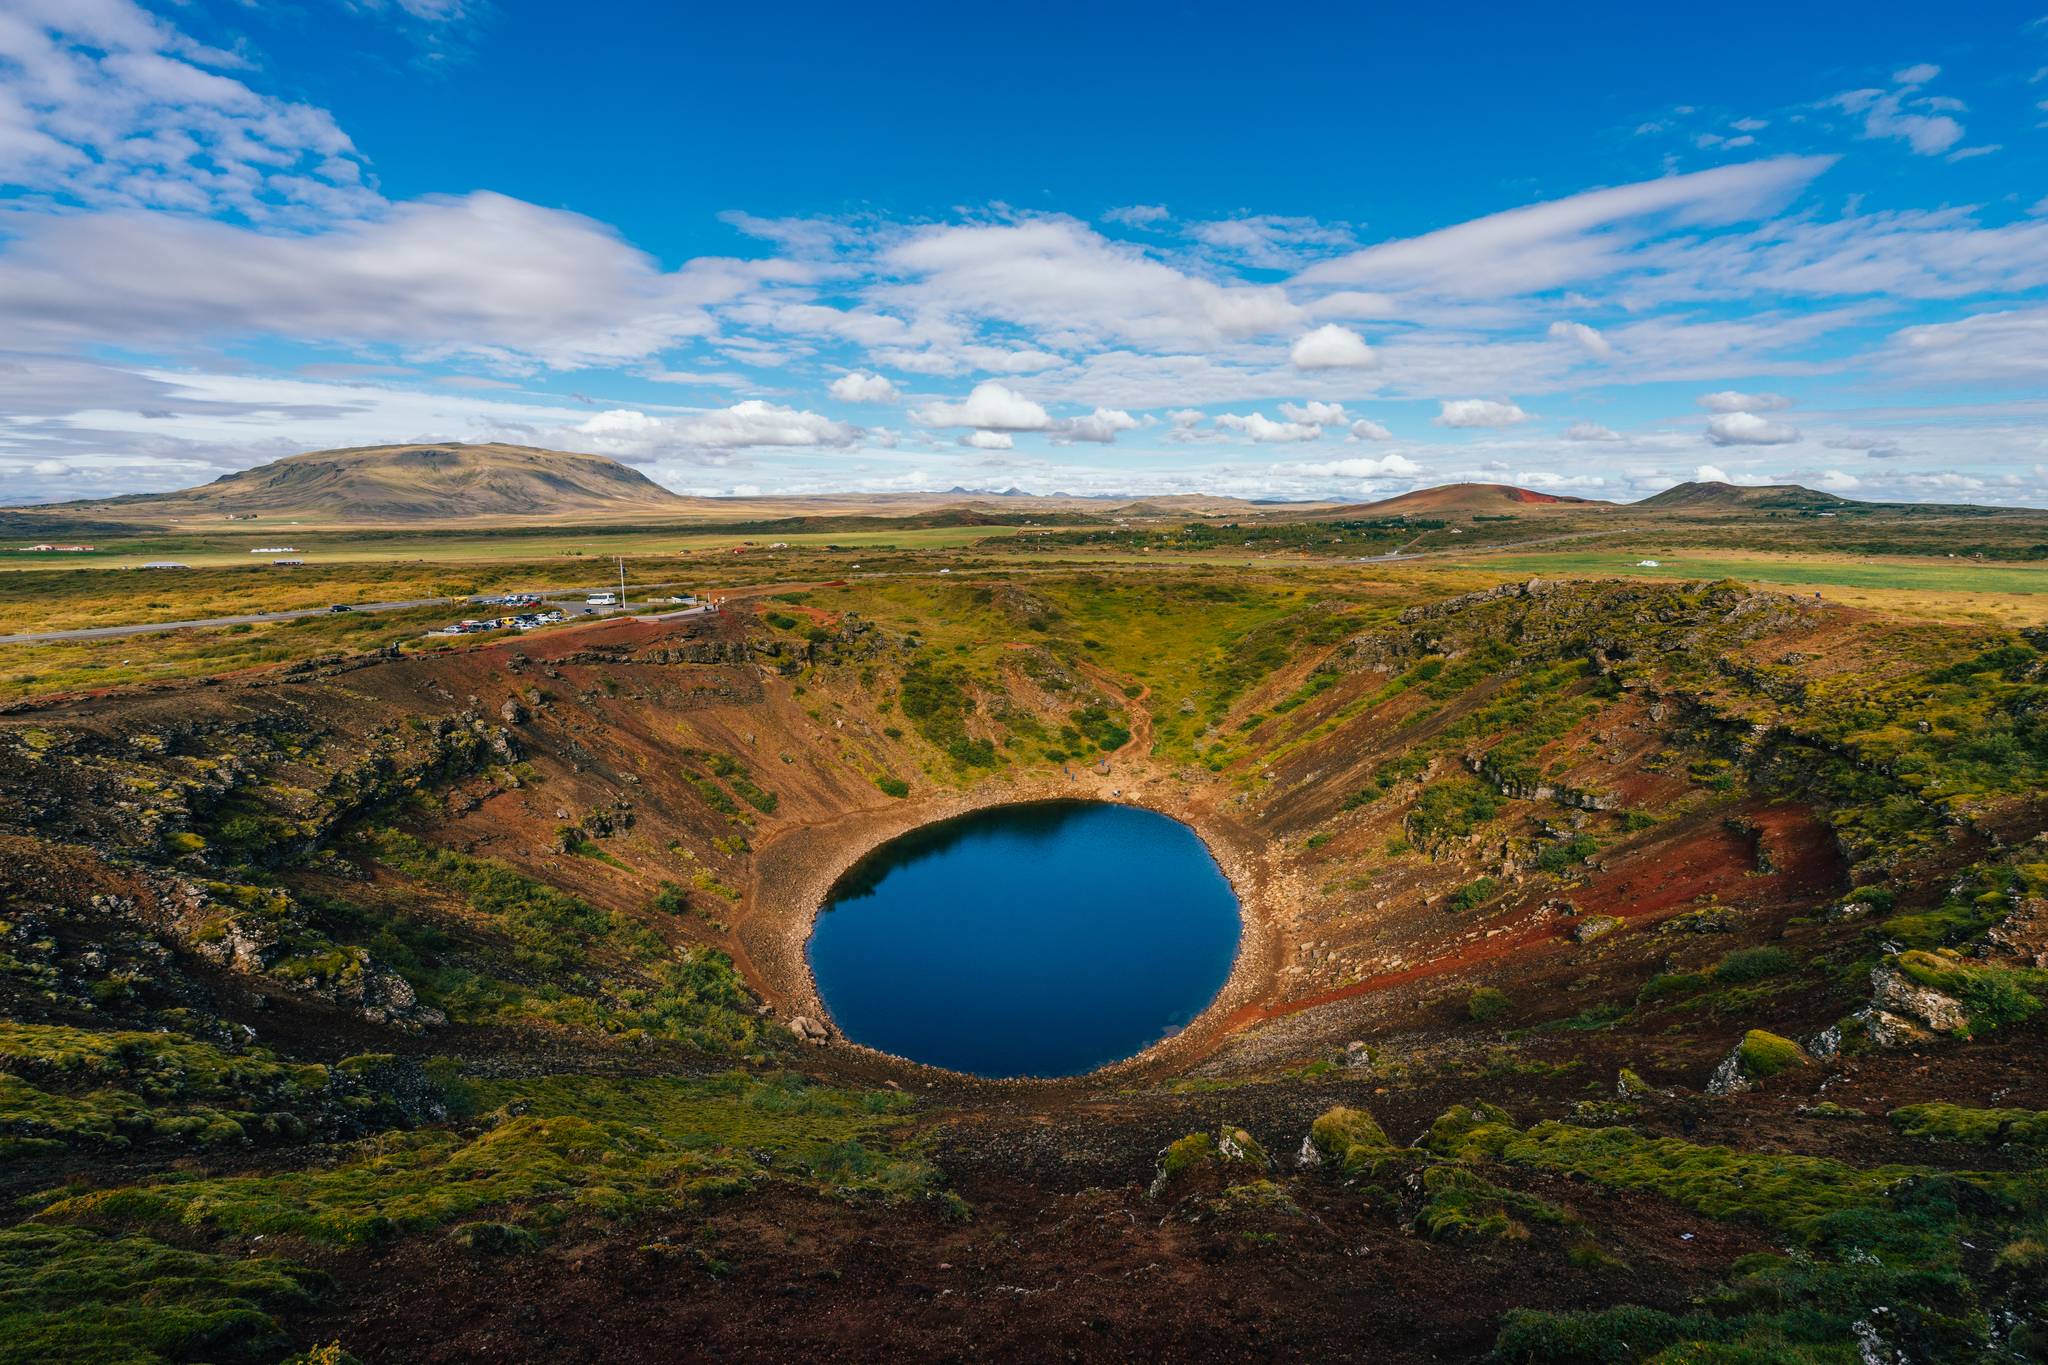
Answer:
[[1317, 482, 1612, 518], [41, 443, 697, 523], [1638, 481, 1851, 512]]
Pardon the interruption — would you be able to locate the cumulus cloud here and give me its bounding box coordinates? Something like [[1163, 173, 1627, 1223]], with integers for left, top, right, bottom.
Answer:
[[1705, 411, 1800, 445], [1348, 419, 1393, 441], [1548, 320, 1613, 357], [0, 0, 374, 220], [1698, 390, 1792, 412], [960, 430, 1013, 449], [1564, 421, 1622, 441], [911, 381, 1052, 431], [1279, 400, 1347, 425], [1820, 468, 1863, 491], [1055, 407, 1141, 444], [1696, 463, 1732, 482], [1436, 399, 1529, 428], [1289, 323, 1376, 370], [1215, 412, 1324, 443], [828, 371, 899, 402]]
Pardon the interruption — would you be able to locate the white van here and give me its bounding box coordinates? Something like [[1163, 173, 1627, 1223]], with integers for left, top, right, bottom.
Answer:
[[586, 592, 619, 607]]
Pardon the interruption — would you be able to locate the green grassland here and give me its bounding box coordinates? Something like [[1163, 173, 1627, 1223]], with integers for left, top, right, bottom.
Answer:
[[2, 522, 1020, 572]]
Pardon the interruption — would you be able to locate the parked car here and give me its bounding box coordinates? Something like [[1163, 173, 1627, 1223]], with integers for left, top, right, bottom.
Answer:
[[328, 604, 352, 612]]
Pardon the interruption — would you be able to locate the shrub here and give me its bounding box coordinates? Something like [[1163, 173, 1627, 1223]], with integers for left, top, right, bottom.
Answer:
[[875, 776, 910, 799], [1468, 987, 1513, 1023], [1446, 877, 1499, 913], [1713, 946, 1796, 984], [1896, 951, 2047, 1036]]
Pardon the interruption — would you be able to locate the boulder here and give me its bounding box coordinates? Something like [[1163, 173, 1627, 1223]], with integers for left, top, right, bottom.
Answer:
[[1707, 1028, 1811, 1095], [1869, 964, 1967, 1035], [1572, 915, 1622, 943], [788, 1014, 831, 1044]]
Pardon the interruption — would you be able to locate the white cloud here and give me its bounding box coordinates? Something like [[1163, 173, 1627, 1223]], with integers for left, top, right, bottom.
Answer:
[[1548, 320, 1613, 357], [1103, 204, 1170, 227], [1215, 411, 1324, 443], [1820, 468, 1863, 491], [1705, 411, 1800, 445], [1055, 407, 1141, 444], [1698, 390, 1792, 412], [879, 215, 1301, 355], [1189, 215, 1355, 268], [1348, 419, 1393, 441], [0, 1, 374, 220], [1297, 157, 1834, 298], [1286, 454, 1423, 478], [1436, 398, 1529, 428], [1830, 76, 1966, 157], [577, 401, 862, 453], [1696, 463, 1732, 482], [1289, 323, 1376, 370], [1887, 306, 2048, 381], [1279, 400, 1347, 425], [0, 192, 796, 369], [1564, 421, 1622, 441], [960, 430, 1013, 449], [828, 371, 899, 402], [911, 381, 1052, 431]]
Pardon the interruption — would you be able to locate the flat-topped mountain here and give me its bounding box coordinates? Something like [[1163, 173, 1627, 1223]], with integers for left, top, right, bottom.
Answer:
[[43, 442, 697, 523], [1638, 480, 1851, 512]]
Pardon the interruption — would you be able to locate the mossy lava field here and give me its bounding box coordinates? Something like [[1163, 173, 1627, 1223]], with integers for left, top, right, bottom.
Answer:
[[7, 559, 2048, 1362]]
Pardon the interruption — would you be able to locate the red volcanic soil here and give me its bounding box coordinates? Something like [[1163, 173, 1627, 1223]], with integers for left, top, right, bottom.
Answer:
[[1225, 801, 1844, 1031]]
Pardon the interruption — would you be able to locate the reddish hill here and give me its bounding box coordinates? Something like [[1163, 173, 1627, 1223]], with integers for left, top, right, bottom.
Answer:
[[1313, 482, 1613, 518]]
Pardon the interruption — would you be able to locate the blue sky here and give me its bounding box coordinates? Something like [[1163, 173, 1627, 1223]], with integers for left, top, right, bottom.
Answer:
[[2, 0, 2047, 504]]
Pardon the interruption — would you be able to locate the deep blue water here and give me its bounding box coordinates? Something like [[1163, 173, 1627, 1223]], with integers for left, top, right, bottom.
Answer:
[[807, 801, 1242, 1078]]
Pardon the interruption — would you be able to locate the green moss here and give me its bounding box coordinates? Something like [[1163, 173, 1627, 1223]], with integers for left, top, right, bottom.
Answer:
[[1499, 1122, 1922, 1240], [1415, 1166, 1570, 1242], [38, 1072, 946, 1249], [0, 1225, 322, 1365], [1157, 1131, 1217, 1184], [1735, 1029, 1807, 1081], [1419, 1101, 1519, 1161], [1308, 1105, 1403, 1178], [1890, 1102, 2048, 1149]]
